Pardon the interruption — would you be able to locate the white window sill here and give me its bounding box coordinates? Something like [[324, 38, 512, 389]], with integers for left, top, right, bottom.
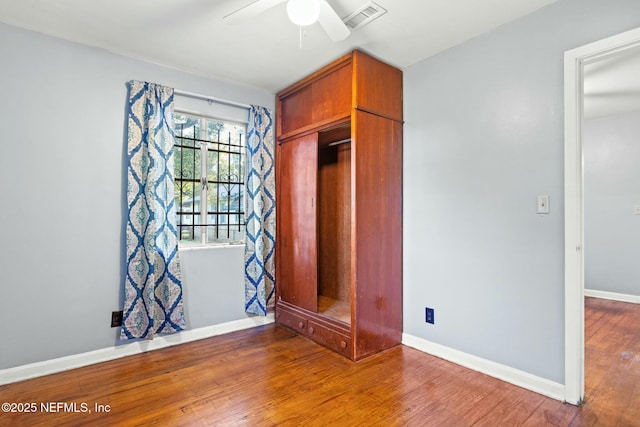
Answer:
[[178, 242, 245, 252]]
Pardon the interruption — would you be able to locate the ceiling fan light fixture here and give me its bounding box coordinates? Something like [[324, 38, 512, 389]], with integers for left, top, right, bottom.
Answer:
[[286, 0, 321, 26]]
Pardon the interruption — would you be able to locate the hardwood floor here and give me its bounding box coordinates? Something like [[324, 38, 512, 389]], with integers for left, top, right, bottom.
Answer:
[[580, 297, 640, 426], [0, 297, 638, 426]]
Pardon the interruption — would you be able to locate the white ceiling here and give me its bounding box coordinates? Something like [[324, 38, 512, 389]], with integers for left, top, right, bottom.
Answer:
[[0, 0, 560, 92], [584, 46, 640, 120]]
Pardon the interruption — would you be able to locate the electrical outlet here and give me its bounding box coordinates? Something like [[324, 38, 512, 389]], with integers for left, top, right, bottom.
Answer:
[[111, 311, 123, 327], [536, 195, 550, 214], [425, 307, 435, 324]]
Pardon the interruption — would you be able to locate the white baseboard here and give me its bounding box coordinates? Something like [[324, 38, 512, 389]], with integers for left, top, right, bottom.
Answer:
[[402, 333, 566, 402], [584, 289, 640, 304], [0, 314, 274, 386]]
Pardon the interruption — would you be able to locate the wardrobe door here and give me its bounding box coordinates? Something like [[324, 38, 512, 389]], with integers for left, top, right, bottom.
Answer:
[[277, 133, 319, 312], [352, 110, 403, 358]]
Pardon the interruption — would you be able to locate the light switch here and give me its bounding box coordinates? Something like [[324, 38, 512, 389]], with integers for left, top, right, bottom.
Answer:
[[634, 206, 640, 215], [537, 195, 550, 214]]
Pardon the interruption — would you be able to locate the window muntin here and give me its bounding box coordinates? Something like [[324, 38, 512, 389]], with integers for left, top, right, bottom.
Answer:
[[174, 113, 246, 245]]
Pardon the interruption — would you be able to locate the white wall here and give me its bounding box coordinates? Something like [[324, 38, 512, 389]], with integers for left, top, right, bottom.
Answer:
[[403, 0, 640, 384], [584, 110, 640, 297], [0, 22, 274, 370]]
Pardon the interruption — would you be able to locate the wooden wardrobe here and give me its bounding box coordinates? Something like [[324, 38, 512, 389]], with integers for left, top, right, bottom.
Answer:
[[275, 50, 403, 361]]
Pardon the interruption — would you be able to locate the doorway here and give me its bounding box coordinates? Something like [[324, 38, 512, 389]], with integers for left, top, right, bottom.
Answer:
[[564, 26, 640, 405]]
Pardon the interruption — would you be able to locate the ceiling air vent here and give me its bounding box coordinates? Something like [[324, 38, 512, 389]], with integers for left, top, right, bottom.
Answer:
[[342, 1, 387, 30]]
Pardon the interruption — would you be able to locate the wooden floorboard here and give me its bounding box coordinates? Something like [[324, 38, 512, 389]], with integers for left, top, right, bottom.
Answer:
[[0, 297, 638, 426], [577, 297, 640, 427]]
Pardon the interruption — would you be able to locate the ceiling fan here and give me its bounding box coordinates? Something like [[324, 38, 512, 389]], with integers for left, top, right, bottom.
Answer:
[[224, 0, 351, 42]]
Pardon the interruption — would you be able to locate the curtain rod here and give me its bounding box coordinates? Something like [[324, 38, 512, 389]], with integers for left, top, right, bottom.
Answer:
[[173, 89, 251, 110]]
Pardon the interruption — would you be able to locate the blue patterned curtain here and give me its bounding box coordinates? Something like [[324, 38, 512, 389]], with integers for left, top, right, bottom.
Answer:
[[244, 105, 276, 315], [121, 80, 186, 339]]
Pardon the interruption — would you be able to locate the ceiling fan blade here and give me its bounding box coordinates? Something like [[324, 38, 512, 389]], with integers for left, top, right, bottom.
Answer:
[[318, 0, 350, 42], [223, 0, 287, 24]]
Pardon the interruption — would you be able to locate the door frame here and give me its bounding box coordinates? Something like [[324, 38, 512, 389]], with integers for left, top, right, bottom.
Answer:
[[564, 26, 640, 405]]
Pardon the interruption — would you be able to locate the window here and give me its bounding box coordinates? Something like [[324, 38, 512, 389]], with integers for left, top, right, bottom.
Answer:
[[174, 112, 246, 245]]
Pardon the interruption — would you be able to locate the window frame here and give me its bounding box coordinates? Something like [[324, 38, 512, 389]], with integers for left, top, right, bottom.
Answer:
[[174, 110, 248, 247]]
